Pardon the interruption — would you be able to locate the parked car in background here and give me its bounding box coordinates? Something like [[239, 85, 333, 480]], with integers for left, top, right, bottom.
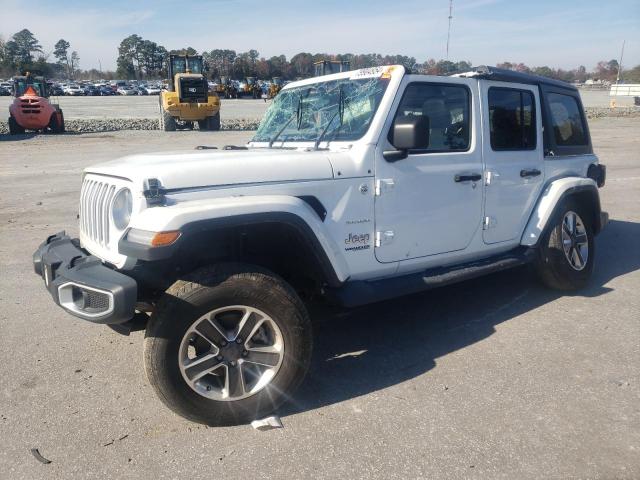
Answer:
[[99, 86, 116, 96], [134, 86, 148, 95], [83, 85, 101, 96], [49, 84, 64, 96], [143, 85, 161, 95], [117, 86, 137, 96], [64, 84, 84, 96], [0, 85, 11, 96]]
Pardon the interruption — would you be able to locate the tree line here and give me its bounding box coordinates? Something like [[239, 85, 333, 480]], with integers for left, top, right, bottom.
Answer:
[[2, 29, 639, 84]]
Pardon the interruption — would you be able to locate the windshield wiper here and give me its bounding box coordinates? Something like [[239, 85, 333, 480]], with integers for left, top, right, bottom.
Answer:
[[268, 96, 302, 148], [314, 86, 344, 150]]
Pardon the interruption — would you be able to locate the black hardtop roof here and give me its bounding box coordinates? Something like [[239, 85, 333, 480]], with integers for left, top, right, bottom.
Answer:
[[456, 65, 578, 91]]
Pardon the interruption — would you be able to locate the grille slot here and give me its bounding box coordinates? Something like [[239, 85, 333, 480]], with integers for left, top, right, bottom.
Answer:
[[79, 178, 117, 246]]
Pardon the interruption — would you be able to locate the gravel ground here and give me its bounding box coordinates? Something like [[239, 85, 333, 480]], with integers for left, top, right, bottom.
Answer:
[[0, 96, 270, 120], [0, 118, 638, 479]]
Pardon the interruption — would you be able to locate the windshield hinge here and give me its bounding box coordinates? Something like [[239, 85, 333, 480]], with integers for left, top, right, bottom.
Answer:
[[375, 179, 395, 196], [143, 178, 166, 206]]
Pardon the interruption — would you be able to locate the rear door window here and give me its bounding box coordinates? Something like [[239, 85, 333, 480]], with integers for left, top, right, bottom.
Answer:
[[547, 93, 587, 146], [488, 88, 536, 151]]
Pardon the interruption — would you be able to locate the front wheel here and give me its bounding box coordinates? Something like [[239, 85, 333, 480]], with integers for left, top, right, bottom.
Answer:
[[8, 116, 25, 135], [535, 199, 595, 290], [144, 264, 312, 426], [160, 108, 176, 131]]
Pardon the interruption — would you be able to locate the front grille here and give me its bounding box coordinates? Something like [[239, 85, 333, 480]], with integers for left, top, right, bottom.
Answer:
[[20, 98, 41, 114], [179, 77, 208, 103], [79, 178, 117, 246]]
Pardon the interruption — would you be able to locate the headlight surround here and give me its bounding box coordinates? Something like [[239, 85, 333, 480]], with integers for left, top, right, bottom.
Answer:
[[112, 188, 133, 230]]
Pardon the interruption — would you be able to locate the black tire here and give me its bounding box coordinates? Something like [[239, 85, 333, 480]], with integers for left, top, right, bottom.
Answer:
[[197, 119, 209, 131], [48, 111, 64, 134], [208, 112, 221, 131], [8, 116, 24, 135], [144, 263, 313, 426], [160, 108, 176, 131], [535, 198, 595, 290]]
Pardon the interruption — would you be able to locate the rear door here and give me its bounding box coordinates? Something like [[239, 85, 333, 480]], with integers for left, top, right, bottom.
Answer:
[[480, 81, 544, 244], [374, 76, 484, 263]]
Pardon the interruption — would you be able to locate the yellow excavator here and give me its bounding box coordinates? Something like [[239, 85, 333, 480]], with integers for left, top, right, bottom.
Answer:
[[159, 54, 221, 131]]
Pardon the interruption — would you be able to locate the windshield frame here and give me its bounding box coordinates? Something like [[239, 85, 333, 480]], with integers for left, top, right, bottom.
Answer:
[[249, 66, 404, 149]]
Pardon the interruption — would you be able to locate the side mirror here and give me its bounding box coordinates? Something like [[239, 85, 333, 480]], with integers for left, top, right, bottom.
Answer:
[[384, 115, 430, 162]]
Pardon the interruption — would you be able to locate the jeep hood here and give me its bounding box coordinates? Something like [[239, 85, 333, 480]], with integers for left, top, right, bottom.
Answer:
[[84, 149, 335, 190]]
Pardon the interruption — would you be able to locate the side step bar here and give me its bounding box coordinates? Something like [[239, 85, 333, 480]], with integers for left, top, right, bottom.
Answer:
[[330, 247, 536, 308]]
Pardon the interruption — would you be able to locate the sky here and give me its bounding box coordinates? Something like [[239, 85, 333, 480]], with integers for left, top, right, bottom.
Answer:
[[1, 0, 638, 72]]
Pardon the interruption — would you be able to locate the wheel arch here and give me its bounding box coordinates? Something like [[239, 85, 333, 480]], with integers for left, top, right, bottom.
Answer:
[[120, 196, 349, 294], [521, 177, 603, 247]]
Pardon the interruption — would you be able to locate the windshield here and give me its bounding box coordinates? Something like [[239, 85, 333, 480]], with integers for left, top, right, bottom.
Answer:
[[252, 76, 389, 144], [15, 79, 46, 96]]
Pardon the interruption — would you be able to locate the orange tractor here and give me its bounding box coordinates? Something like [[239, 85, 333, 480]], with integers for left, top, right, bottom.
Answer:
[[8, 74, 65, 134]]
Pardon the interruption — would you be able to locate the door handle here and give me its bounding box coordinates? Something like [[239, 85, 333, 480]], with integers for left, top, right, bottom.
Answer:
[[454, 173, 482, 183], [520, 169, 541, 178]]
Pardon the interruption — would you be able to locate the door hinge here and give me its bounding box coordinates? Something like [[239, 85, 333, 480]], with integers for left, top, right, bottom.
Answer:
[[375, 230, 395, 247], [483, 216, 497, 230], [375, 178, 395, 196], [485, 171, 500, 186]]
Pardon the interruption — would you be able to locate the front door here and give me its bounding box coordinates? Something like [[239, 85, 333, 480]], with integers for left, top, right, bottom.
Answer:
[[374, 77, 484, 263], [480, 81, 545, 244]]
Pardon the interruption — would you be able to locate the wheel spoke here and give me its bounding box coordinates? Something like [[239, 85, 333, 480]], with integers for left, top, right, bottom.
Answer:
[[574, 247, 585, 268], [235, 310, 263, 343], [183, 354, 223, 382], [575, 232, 588, 246], [225, 364, 245, 398], [244, 349, 280, 367], [195, 318, 228, 348], [571, 247, 583, 268], [567, 213, 576, 234]]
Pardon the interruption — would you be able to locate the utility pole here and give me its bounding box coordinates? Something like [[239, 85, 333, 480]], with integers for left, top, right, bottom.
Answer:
[[446, 0, 453, 60], [616, 40, 625, 84], [98, 59, 102, 74]]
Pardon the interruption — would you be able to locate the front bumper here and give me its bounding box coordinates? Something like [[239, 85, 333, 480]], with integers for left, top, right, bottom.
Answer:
[[32, 232, 137, 324]]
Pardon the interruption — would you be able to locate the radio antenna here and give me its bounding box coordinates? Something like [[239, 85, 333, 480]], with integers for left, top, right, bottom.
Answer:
[[446, 0, 453, 60]]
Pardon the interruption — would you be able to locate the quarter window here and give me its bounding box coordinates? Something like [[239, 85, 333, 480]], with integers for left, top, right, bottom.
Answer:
[[391, 83, 470, 152], [547, 93, 587, 146], [488, 88, 536, 151]]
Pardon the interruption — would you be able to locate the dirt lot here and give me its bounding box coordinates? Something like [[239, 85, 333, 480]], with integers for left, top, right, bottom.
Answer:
[[0, 118, 638, 479]]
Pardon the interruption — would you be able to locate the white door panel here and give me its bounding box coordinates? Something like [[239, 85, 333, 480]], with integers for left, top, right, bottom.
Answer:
[[481, 81, 545, 244], [374, 76, 484, 263]]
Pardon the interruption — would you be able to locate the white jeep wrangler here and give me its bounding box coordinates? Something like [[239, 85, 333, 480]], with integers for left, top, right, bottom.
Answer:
[[34, 65, 607, 425]]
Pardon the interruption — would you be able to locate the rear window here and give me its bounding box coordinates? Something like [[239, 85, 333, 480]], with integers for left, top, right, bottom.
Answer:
[[547, 93, 587, 146], [488, 88, 536, 151]]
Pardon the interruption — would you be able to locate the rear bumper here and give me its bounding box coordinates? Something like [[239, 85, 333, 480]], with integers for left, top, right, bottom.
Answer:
[[33, 232, 137, 324]]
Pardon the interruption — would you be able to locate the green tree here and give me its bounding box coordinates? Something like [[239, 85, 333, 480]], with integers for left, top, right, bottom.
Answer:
[[53, 39, 71, 76], [4, 29, 42, 72]]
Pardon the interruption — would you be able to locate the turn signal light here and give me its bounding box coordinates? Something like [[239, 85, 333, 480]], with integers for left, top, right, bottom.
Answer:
[[126, 228, 181, 247], [151, 231, 181, 247]]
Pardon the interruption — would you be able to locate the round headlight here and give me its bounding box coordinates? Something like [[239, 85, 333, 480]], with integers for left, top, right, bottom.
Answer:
[[112, 188, 132, 230]]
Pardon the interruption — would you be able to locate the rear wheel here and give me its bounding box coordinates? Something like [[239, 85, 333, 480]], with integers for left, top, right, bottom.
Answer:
[[535, 198, 595, 290], [197, 113, 221, 131], [8, 116, 24, 135], [144, 264, 312, 426], [48, 111, 64, 133]]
